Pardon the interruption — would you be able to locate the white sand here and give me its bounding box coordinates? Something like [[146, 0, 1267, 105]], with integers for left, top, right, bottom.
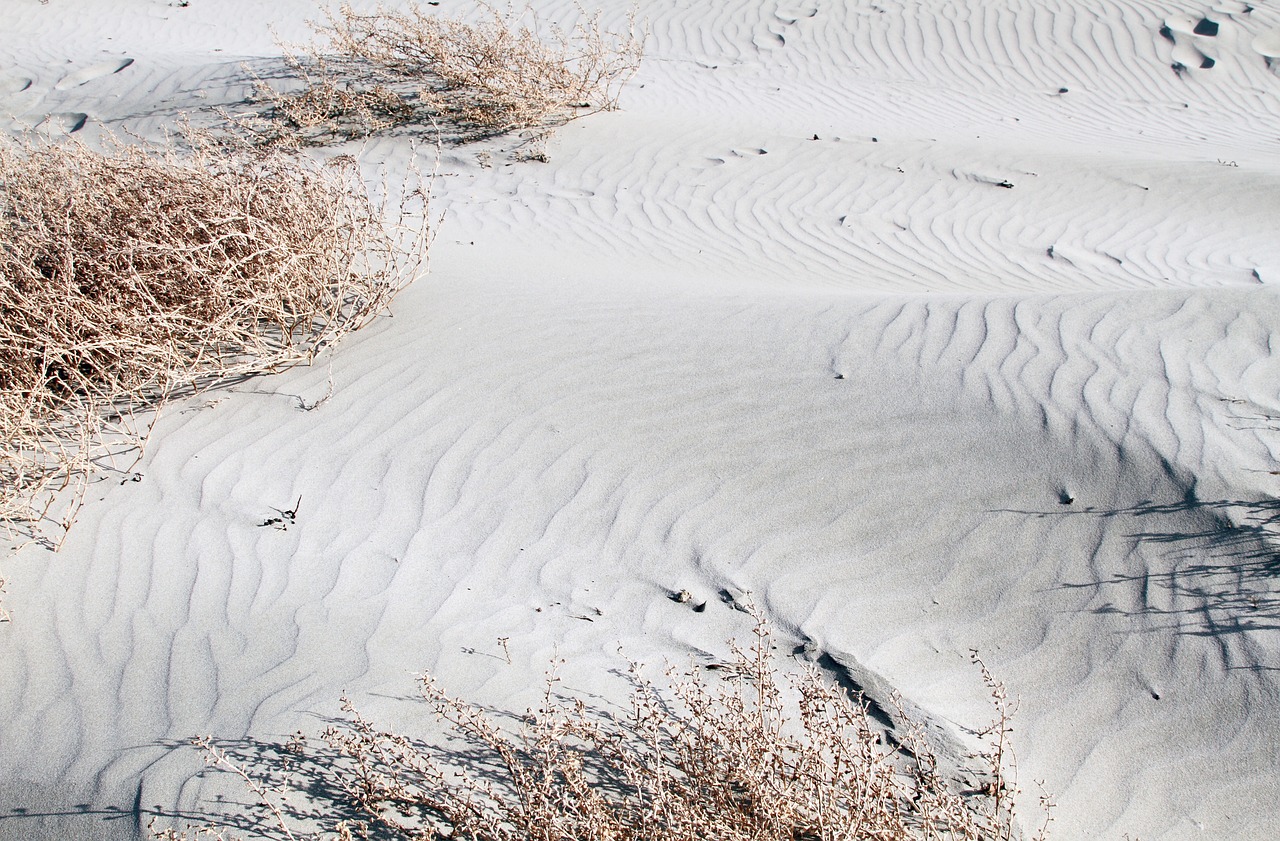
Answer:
[[2, 0, 1280, 838]]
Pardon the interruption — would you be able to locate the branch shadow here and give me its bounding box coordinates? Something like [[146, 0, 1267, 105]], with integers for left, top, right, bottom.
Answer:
[[195, 55, 571, 150], [152, 689, 644, 840], [1007, 494, 1280, 642]]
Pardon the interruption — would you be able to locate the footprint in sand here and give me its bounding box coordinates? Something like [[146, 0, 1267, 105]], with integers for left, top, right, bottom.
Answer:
[[38, 112, 88, 134], [1172, 41, 1216, 69], [752, 29, 786, 50], [701, 148, 767, 169], [1047, 243, 1123, 272], [964, 171, 1015, 188], [752, 4, 817, 51], [0, 75, 33, 96], [1252, 29, 1280, 60], [774, 6, 818, 24], [1160, 14, 1220, 70], [54, 57, 134, 91], [1163, 13, 1216, 37]]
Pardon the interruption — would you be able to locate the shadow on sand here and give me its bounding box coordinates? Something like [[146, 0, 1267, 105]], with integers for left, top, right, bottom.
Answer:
[[1011, 492, 1280, 642]]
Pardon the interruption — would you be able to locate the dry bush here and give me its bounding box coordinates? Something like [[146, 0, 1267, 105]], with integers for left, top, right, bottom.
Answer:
[[0, 133, 430, 542], [234, 52, 421, 147], [238, 2, 643, 145], [320, 2, 643, 132], [158, 617, 1050, 840]]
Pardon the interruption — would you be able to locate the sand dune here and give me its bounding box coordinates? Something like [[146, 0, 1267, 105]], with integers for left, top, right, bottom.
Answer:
[[2, 0, 1279, 839]]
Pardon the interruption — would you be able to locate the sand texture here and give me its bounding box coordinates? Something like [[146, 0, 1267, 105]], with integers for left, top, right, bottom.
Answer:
[[2, 0, 1279, 839]]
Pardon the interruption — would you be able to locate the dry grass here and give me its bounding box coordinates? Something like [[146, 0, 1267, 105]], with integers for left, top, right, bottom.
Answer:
[[0, 133, 430, 543], [237, 2, 643, 146], [155, 616, 1050, 840]]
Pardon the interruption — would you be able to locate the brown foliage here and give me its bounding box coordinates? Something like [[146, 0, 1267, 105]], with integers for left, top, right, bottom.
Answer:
[[0, 133, 429, 541], [240, 2, 644, 145], [159, 617, 1050, 840]]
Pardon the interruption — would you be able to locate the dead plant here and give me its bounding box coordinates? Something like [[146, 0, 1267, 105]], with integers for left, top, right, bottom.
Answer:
[[157, 615, 1050, 840], [231, 49, 420, 148], [239, 2, 643, 145], [0, 132, 431, 544]]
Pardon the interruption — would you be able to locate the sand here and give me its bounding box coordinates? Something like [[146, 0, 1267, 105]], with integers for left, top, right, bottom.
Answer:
[[2, 0, 1279, 838]]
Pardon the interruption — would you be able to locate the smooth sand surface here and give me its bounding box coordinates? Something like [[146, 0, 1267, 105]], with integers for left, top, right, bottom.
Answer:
[[2, 1, 1279, 838]]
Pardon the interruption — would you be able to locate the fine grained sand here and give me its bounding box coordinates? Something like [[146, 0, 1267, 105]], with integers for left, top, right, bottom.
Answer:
[[2, 1, 1279, 839]]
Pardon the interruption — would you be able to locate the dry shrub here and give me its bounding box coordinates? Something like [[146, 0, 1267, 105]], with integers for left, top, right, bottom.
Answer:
[[268, 70, 415, 138], [235, 52, 421, 147], [158, 617, 1050, 840], [0, 133, 429, 541], [239, 2, 643, 145], [321, 2, 643, 132]]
